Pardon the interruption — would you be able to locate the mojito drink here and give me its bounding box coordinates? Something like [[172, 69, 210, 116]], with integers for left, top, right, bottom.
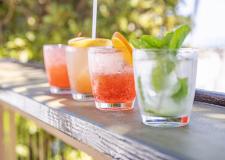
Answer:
[[132, 25, 198, 127], [134, 49, 197, 126]]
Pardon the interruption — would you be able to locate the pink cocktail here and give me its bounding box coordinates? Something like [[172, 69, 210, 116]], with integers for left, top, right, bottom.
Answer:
[[43, 45, 70, 94]]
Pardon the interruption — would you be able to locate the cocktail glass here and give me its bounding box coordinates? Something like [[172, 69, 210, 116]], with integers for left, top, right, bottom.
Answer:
[[66, 46, 93, 101], [88, 47, 136, 111], [66, 38, 112, 101], [133, 48, 197, 127], [43, 44, 70, 94]]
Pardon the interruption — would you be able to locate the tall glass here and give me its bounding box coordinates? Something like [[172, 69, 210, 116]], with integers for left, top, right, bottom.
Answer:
[[66, 47, 93, 101], [88, 47, 136, 111], [43, 44, 70, 94], [133, 48, 198, 127]]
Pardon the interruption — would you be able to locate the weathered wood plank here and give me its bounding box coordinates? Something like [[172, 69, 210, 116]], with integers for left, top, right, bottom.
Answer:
[[0, 91, 173, 160], [0, 60, 225, 160], [0, 100, 111, 160]]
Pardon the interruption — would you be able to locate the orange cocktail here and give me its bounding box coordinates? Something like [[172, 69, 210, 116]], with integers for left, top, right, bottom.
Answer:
[[43, 45, 70, 94], [66, 38, 112, 101]]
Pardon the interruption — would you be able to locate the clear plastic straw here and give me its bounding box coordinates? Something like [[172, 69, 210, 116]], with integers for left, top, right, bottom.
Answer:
[[92, 0, 98, 39]]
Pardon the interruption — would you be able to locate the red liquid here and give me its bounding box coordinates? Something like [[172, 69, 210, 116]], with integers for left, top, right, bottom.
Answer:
[[46, 64, 70, 88], [181, 116, 190, 124], [92, 72, 136, 103], [44, 47, 70, 89]]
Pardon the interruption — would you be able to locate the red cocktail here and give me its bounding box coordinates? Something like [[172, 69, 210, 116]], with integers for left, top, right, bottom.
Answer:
[[88, 47, 136, 111], [92, 73, 135, 103]]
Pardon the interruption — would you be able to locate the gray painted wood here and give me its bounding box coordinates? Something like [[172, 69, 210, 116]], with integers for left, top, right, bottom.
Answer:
[[1, 60, 225, 160]]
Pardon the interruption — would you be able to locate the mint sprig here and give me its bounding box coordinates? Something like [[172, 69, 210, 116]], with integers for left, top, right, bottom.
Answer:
[[151, 56, 176, 92], [169, 25, 191, 54], [171, 78, 188, 102], [131, 24, 191, 54], [131, 32, 173, 49], [130, 39, 149, 48], [137, 76, 145, 103], [151, 63, 166, 92], [132, 25, 191, 102], [141, 35, 165, 48]]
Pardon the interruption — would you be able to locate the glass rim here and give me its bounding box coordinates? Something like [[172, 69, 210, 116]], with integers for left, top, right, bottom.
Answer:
[[43, 44, 68, 48], [65, 46, 89, 53], [133, 47, 198, 53], [88, 46, 113, 50], [133, 48, 198, 60], [88, 46, 124, 54]]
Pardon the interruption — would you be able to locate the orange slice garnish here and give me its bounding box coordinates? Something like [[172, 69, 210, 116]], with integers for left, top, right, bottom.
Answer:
[[112, 32, 133, 65], [113, 32, 133, 53], [68, 38, 112, 48]]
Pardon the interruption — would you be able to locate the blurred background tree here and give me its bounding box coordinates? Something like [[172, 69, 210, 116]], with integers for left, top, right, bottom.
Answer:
[[0, 0, 191, 62]]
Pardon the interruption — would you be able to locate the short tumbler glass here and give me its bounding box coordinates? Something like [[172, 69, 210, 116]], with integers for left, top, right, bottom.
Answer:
[[88, 47, 136, 111], [133, 48, 198, 127], [66, 46, 93, 101], [43, 44, 70, 94]]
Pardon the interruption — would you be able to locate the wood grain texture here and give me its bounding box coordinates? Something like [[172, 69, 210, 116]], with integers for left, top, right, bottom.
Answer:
[[0, 60, 225, 160], [0, 101, 110, 160]]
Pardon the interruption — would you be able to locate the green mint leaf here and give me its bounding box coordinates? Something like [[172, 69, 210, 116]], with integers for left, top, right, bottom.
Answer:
[[137, 76, 145, 103], [160, 57, 176, 73], [171, 78, 188, 102], [162, 31, 174, 48], [165, 60, 175, 73], [141, 35, 164, 48], [169, 25, 191, 54], [151, 57, 175, 92], [140, 32, 174, 49], [130, 24, 190, 51], [130, 39, 142, 48], [130, 39, 150, 49], [151, 64, 166, 92]]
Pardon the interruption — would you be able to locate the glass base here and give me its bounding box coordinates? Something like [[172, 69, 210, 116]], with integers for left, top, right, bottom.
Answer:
[[72, 93, 94, 101], [141, 115, 190, 127], [50, 86, 70, 94], [95, 101, 134, 111]]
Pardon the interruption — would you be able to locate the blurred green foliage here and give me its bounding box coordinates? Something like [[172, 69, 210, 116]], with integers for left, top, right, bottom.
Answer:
[[0, 0, 190, 62], [3, 111, 93, 160]]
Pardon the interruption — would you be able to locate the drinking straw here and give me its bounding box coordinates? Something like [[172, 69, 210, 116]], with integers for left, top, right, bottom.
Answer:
[[92, 0, 98, 39]]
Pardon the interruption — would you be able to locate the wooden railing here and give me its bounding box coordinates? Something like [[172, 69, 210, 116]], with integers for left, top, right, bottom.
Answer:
[[0, 59, 225, 160], [0, 107, 16, 160]]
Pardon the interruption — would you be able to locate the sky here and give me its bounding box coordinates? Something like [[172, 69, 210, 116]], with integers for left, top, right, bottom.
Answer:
[[178, 0, 225, 48]]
